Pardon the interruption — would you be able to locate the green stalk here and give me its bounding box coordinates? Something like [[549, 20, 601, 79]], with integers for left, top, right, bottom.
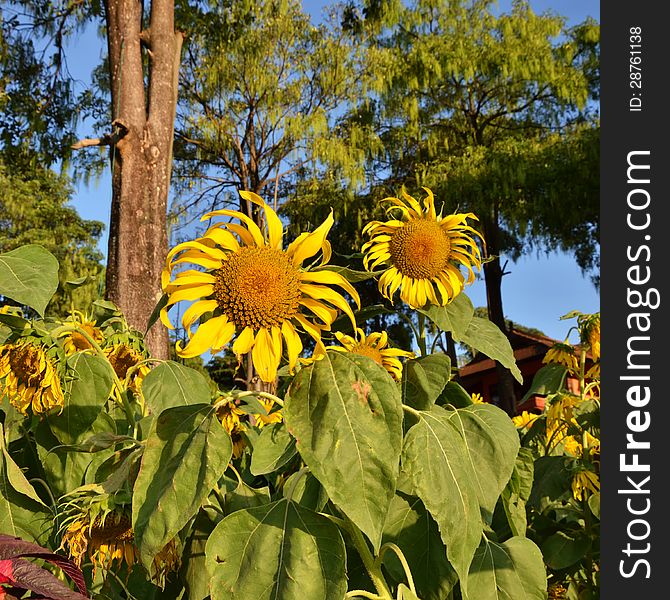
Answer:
[[342, 516, 393, 600]]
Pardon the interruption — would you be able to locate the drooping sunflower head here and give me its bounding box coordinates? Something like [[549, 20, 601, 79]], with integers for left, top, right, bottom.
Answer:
[[362, 187, 483, 309], [162, 191, 360, 383], [320, 328, 415, 381], [0, 340, 65, 415], [104, 343, 150, 394], [215, 397, 247, 458], [61, 509, 136, 572], [578, 312, 600, 362], [543, 343, 579, 372], [61, 314, 104, 355], [571, 469, 599, 501]]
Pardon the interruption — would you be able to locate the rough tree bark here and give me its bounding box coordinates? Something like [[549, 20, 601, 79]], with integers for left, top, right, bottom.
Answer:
[[103, 0, 182, 359], [481, 206, 518, 417]]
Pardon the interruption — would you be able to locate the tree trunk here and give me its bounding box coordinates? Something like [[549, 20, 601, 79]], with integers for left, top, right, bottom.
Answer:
[[481, 210, 517, 416], [104, 0, 182, 360]]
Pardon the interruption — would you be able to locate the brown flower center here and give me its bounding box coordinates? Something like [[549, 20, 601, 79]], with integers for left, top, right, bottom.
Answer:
[[213, 247, 301, 329], [389, 219, 452, 279]]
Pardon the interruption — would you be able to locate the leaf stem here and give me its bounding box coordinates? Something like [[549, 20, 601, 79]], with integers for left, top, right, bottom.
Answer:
[[345, 591, 384, 600], [377, 543, 417, 595], [284, 466, 310, 502], [401, 404, 422, 419], [341, 515, 393, 600]]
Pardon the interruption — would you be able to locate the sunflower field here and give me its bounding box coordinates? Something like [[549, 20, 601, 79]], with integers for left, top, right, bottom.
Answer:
[[0, 189, 600, 600]]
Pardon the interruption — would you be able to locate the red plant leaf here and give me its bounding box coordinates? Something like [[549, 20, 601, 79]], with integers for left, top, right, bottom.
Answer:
[[0, 558, 89, 600], [0, 535, 88, 596]]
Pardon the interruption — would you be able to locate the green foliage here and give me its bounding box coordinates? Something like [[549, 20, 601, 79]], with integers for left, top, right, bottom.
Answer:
[[0, 243, 575, 599], [0, 163, 104, 316]]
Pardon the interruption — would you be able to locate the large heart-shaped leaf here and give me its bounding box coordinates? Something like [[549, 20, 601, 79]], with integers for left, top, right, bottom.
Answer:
[[250, 422, 296, 476], [521, 364, 568, 402], [285, 352, 403, 550], [402, 353, 452, 410], [458, 317, 523, 383], [48, 354, 115, 445], [500, 447, 534, 536], [132, 404, 232, 567], [401, 408, 481, 594], [140, 361, 212, 415], [383, 488, 458, 600], [467, 536, 546, 600], [418, 293, 475, 339], [0, 245, 59, 316], [205, 499, 347, 600], [444, 404, 519, 523]]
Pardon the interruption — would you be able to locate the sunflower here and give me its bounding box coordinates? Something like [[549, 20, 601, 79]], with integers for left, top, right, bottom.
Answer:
[[62, 511, 136, 571], [362, 187, 483, 309], [251, 397, 283, 429], [215, 397, 248, 458], [511, 410, 539, 430], [0, 341, 64, 414], [571, 469, 599, 501], [579, 312, 600, 362], [319, 328, 414, 381], [152, 537, 181, 588], [61, 315, 104, 355], [104, 343, 150, 395], [543, 343, 579, 372], [162, 191, 360, 383]]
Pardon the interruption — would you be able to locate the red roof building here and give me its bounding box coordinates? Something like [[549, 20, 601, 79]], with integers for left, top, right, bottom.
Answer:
[[457, 328, 587, 415]]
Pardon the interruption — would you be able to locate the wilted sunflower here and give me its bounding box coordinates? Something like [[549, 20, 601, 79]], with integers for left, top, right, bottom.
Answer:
[[0, 341, 64, 414], [104, 343, 150, 395], [61, 315, 104, 355], [362, 187, 483, 308], [162, 191, 360, 383], [579, 312, 600, 361], [543, 343, 579, 372], [62, 511, 136, 571], [571, 469, 599, 501], [215, 397, 247, 458], [318, 328, 414, 381]]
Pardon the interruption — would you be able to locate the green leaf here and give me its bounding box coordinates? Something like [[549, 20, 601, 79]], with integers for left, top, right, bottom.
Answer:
[[467, 536, 547, 600], [382, 489, 458, 600], [528, 456, 572, 509], [401, 408, 481, 593], [282, 471, 328, 512], [285, 352, 403, 550], [417, 293, 474, 339], [458, 317, 523, 383], [0, 245, 59, 316], [224, 480, 271, 514], [437, 381, 474, 409], [180, 510, 219, 600], [47, 354, 115, 445], [132, 404, 232, 568], [145, 293, 169, 334], [402, 353, 452, 410], [521, 364, 568, 402], [313, 264, 381, 282], [588, 492, 600, 519], [140, 361, 212, 415], [500, 447, 535, 537], [541, 531, 591, 570], [397, 584, 421, 600], [444, 404, 520, 523], [250, 423, 296, 476], [0, 425, 51, 543], [331, 304, 391, 334], [205, 499, 347, 600]]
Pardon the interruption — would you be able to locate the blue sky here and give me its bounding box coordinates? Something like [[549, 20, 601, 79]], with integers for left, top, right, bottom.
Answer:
[[64, 0, 600, 342]]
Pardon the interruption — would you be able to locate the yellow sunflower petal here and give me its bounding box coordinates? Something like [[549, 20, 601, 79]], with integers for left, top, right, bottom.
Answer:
[[286, 210, 334, 265], [176, 315, 232, 358], [300, 270, 361, 308], [239, 191, 284, 250], [281, 321, 303, 373], [182, 299, 219, 332], [201, 208, 265, 247], [232, 326, 256, 356], [252, 327, 282, 383]]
